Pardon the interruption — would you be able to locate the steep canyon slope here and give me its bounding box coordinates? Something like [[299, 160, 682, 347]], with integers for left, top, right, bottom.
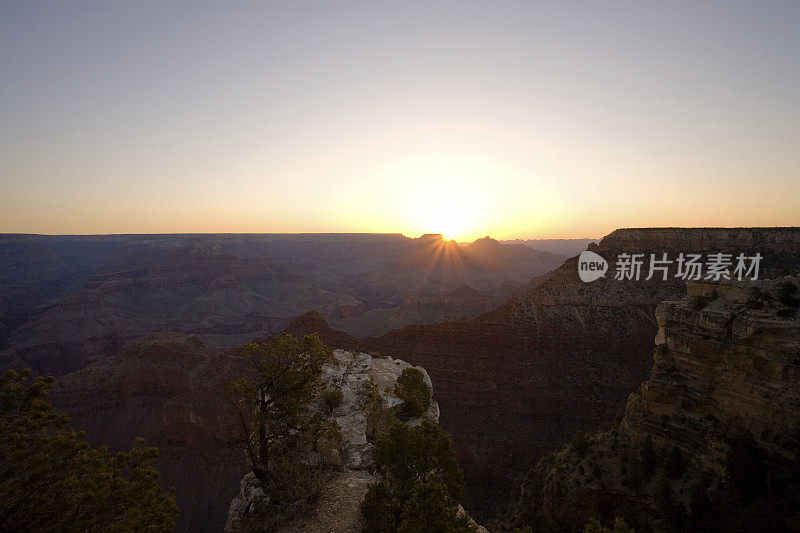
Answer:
[[364, 228, 800, 515], [500, 276, 800, 531]]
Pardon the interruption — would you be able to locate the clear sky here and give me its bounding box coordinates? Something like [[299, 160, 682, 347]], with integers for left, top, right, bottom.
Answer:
[[1, 1, 798, 241]]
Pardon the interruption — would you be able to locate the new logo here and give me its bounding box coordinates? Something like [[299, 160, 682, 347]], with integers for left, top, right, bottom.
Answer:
[[578, 250, 608, 282]]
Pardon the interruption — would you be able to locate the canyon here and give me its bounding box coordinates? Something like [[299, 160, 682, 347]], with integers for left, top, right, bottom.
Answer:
[[364, 227, 800, 516], [3, 227, 800, 529], [0, 233, 562, 375]]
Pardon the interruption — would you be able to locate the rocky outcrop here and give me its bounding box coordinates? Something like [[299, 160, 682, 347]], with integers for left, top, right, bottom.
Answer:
[[600, 227, 800, 256], [630, 278, 800, 458], [282, 311, 363, 352], [224, 349, 440, 532], [501, 276, 800, 531]]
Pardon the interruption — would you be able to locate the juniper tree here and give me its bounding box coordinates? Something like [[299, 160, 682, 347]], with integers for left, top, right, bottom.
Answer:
[[225, 333, 341, 522]]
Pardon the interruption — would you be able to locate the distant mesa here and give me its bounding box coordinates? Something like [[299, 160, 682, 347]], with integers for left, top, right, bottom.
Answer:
[[283, 310, 362, 352], [450, 284, 485, 298], [469, 236, 500, 248]]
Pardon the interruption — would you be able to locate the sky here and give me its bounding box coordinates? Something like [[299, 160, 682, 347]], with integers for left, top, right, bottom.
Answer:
[[1, 1, 798, 241]]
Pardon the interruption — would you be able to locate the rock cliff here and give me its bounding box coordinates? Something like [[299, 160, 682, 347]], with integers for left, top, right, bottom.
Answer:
[[224, 349, 443, 532], [500, 276, 800, 531]]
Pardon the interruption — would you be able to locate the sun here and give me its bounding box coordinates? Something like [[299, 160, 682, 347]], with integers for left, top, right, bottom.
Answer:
[[417, 196, 473, 242]]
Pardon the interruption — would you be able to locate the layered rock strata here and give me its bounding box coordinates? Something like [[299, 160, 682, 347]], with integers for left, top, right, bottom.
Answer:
[[501, 276, 800, 531]]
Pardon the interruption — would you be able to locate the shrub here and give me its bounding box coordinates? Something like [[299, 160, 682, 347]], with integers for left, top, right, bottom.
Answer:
[[748, 286, 773, 308], [747, 298, 765, 310], [397, 481, 475, 533], [361, 481, 399, 533], [363, 378, 395, 443], [621, 451, 644, 488], [317, 419, 344, 467], [656, 473, 688, 529], [778, 281, 800, 309], [584, 517, 634, 533], [321, 387, 344, 414], [725, 432, 766, 506], [394, 367, 431, 419], [361, 421, 471, 532], [640, 434, 657, 477], [779, 280, 799, 296]]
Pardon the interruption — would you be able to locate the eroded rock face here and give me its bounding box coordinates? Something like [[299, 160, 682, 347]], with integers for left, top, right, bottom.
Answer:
[[502, 276, 800, 531], [600, 227, 800, 258], [624, 277, 800, 462], [363, 228, 800, 517], [225, 349, 439, 533]]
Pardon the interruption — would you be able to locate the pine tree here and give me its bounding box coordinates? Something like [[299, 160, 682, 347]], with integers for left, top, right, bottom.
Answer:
[[0, 369, 178, 531]]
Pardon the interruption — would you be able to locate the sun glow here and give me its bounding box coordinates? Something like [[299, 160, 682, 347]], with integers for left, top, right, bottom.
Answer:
[[331, 152, 554, 241], [414, 190, 478, 242], [426, 205, 468, 241]]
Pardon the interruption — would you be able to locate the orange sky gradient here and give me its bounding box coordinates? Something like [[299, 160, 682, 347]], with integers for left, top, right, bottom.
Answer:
[[1, 2, 798, 241]]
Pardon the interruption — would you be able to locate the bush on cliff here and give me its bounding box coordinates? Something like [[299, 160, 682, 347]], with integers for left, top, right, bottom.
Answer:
[[0, 369, 178, 531], [321, 386, 344, 414], [225, 333, 342, 526], [747, 287, 772, 309], [361, 420, 474, 532], [393, 367, 431, 419], [363, 378, 394, 443]]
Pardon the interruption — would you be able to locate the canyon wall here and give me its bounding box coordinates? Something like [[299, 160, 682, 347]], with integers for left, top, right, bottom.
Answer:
[[49, 334, 255, 532], [500, 275, 800, 531], [364, 227, 800, 516]]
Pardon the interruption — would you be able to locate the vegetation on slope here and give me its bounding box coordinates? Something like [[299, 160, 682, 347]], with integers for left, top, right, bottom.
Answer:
[[361, 420, 475, 533], [225, 332, 343, 529], [393, 367, 432, 419], [0, 369, 178, 531]]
